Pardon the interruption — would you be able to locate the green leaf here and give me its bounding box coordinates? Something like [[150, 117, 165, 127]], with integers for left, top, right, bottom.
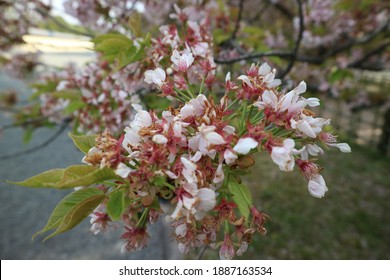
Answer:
[[228, 179, 253, 220], [7, 169, 65, 188], [68, 132, 97, 154], [44, 193, 106, 240], [23, 128, 34, 144], [328, 68, 353, 83], [8, 165, 118, 189], [56, 165, 118, 189], [29, 80, 58, 100], [106, 189, 125, 221], [93, 33, 133, 63], [128, 12, 142, 38], [143, 94, 171, 110], [51, 90, 81, 101], [64, 100, 85, 114], [33, 188, 104, 239]]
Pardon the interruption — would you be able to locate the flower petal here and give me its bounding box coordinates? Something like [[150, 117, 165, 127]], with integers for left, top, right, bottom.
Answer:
[[233, 137, 258, 154]]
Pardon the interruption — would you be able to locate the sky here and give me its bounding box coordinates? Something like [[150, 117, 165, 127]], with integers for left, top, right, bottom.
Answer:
[[50, 0, 80, 25]]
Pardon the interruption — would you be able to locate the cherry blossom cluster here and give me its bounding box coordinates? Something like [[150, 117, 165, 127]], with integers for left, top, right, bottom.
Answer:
[[0, 0, 50, 50], [37, 61, 140, 133], [81, 53, 350, 258], [2, 52, 41, 80], [37, 4, 216, 134]]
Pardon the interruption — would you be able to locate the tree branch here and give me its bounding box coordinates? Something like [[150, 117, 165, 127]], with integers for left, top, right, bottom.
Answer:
[[34, 7, 93, 37], [264, 0, 293, 18], [277, 0, 304, 79], [0, 121, 69, 162], [231, 0, 245, 40], [347, 41, 390, 70], [215, 16, 389, 69]]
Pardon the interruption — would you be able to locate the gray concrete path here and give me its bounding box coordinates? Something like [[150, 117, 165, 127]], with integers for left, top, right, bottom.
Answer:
[[0, 73, 180, 259]]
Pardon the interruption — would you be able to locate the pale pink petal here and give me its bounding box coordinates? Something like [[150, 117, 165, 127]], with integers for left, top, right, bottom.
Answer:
[[233, 137, 258, 154], [258, 63, 271, 76], [115, 163, 133, 178], [205, 132, 226, 145], [213, 164, 224, 184], [224, 149, 238, 165], [152, 134, 168, 144], [308, 175, 328, 198]]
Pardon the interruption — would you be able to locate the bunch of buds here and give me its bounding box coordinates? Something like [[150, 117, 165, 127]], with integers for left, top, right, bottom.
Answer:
[[81, 53, 350, 258]]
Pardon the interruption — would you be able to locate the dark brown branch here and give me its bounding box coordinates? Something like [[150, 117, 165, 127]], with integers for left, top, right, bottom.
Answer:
[[214, 50, 294, 64], [0, 121, 69, 162], [231, 0, 245, 40], [266, 0, 293, 18], [34, 7, 93, 37], [0, 116, 53, 131], [215, 18, 389, 68], [278, 0, 304, 79], [347, 41, 390, 70]]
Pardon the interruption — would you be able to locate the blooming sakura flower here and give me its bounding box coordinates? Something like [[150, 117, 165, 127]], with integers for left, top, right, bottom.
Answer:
[[144, 68, 166, 86], [115, 162, 133, 178], [279, 81, 307, 113], [171, 49, 194, 72], [308, 175, 328, 198], [233, 137, 259, 154], [330, 142, 351, 153], [258, 63, 281, 88], [194, 188, 216, 220], [224, 149, 238, 165], [307, 97, 320, 107], [192, 42, 209, 58], [319, 132, 352, 152], [291, 116, 330, 138], [122, 104, 152, 150], [189, 124, 225, 157], [181, 157, 198, 184], [258, 62, 271, 76], [152, 134, 168, 144], [213, 164, 224, 184], [271, 139, 296, 171]]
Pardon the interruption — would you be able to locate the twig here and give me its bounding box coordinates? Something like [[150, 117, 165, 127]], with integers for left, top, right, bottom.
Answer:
[[266, 0, 293, 18], [215, 16, 389, 69], [215, 50, 294, 64], [0, 122, 69, 162], [0, 116, 52, 131], [34, 7, 93, 37], [231, 0, 245, 40], [277, 0, 304, 79], [347, 41, 390, 70]]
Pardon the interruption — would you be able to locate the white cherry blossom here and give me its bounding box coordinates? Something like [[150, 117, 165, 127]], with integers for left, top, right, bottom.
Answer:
[[171, 49, 194, 72], [144, 68, 166, 86], [233, 137, 258, 154], [308, 175, 328, 198], [271, 139, 296, 171]]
